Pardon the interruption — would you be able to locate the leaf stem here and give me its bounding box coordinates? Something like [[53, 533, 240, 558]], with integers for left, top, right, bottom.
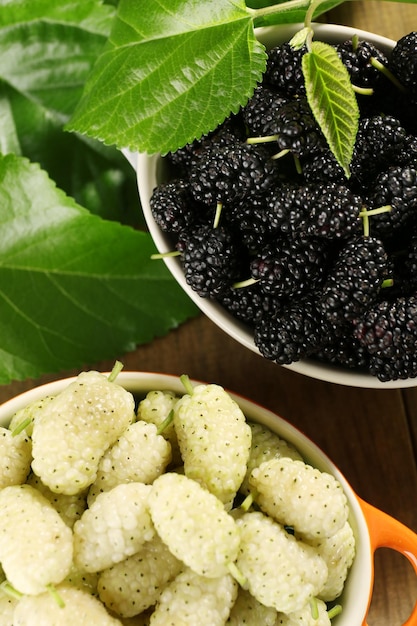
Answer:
[[247, 0, 310, 21]]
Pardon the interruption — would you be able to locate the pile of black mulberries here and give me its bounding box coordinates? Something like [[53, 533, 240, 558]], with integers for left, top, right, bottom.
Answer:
[[149, 31, 417, 382]]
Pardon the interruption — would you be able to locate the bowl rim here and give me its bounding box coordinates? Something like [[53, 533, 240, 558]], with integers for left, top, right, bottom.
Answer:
[[0, 370, 372, 624], [134, 23, 417, 390]]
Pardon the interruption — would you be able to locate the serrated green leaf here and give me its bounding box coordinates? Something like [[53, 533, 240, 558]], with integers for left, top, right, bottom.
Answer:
[[302, 40, 359, 178], [0, 154, 197, 385], [0, 3, 141, 224], [67, 0, 267, 155]]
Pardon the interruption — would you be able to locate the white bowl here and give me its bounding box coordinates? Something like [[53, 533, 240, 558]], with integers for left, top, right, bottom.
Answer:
[[1, 371, 417, 625], [131, 23, 417, 390]]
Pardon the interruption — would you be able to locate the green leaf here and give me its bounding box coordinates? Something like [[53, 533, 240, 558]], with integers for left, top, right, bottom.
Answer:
[[302, 40, 359, 178], [0, 2, 140, 224], [0, 154, 197, 385], [0, 0, 115, 35], [67, 0, 267, 155]]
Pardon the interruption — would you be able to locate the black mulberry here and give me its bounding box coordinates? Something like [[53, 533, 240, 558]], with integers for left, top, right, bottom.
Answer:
[[318, 236, 388, 325]]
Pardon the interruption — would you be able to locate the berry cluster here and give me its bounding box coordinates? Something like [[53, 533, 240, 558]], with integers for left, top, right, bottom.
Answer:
[[150, 31, 417, 382]]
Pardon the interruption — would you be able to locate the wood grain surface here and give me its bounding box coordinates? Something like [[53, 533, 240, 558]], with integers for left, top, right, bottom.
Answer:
[[1, 2, 417, 624]]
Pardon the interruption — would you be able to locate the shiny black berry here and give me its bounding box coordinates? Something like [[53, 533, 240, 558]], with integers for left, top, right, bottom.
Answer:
[[150, 179, 197, 234], [178, 224, 243, 298], [264, 43, 307, 96], [188, 140, 277, 206], [367, 164, 417, 236], [250, 236, 329, 298], [336, 38, 388, 90], [254, 297, 324, 365], [389, 31, 417, 100], [318, 236, 388, 325], [353, 295, 417, 381]]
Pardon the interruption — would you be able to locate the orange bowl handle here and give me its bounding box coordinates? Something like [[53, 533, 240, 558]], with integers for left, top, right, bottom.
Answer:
[[358, 497, 417, 626]]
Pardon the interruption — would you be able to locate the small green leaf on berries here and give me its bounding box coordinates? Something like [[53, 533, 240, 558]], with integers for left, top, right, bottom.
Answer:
[[302, 41, 359, 178]]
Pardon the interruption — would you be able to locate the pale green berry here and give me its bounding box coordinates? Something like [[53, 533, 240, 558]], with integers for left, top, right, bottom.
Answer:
[[0, 592, 18, 626], [31, 371, 135, 495], [148, 472, 240, 578], [26, 472, 88, 528], [73, 482, 154, 573], [308, 520, 356, 601], [276, 598, 331, 625], [13, 585, 123, 625], [88, 420, 171, 505], [137, 390, 181, 466], [149, 567, 238, 626], [250, 457, 349, 540], [8, 395, 55, 438], [240, 422, 303, 496], [226, 587, 278, 625], [0, 427, 31, 488], [98, 535, 182, 617], [236, 511, 328, 614], [0, 484, 73, 595], [174, 383, 252, 508]]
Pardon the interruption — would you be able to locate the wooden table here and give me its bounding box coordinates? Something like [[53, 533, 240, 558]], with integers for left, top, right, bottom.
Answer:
[[1, 2, 417, 624]]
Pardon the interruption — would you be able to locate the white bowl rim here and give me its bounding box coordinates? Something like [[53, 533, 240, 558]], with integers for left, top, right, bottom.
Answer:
[[132, 23, 417, 390]]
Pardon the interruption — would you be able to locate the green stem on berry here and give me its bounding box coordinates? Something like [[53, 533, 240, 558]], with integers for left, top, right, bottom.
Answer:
[[370, 57, 407, 93], [108, 360, 124, 383], [11, 417, 32, 437], [156, 409, 174, 436], [310, 597, 319, 620], [271, 148, 291, 161], [381, 278, 394, 289], [359, 205, 392, 218], [46, 584, 65, 609], [293, 153, 302, 174], [240, 490, 257, 511], [232, 277, 259, 289], [228, 562, 248, 588], [0, 580, 23, 600], [180, 373, 195, 396], [246, 134, 278, 145], [328, 604, 343, 620], [213, 202, 223, 229], [351, 34, 359, 52], [151, 250, 181, 260]]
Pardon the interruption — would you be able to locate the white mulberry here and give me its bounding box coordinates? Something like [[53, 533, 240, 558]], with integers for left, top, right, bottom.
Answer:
[[13, 585, 123, 625], [174, 382, 252, 508], [98, 535, 182, 617], [226, 587, 278, 625], [0, 484, 73, 595], [250, 457, 349, 539], [148, 472, 240, 578], [236, 511, 328, 614], [137, 390, 181, 466], [31, 371, 135, 495], [88, 420, 171, 504], [0, 427, 31, 488], [149, 568, 238, 626], [240, 422, 303, 495], [73, 482, 154, 573]]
